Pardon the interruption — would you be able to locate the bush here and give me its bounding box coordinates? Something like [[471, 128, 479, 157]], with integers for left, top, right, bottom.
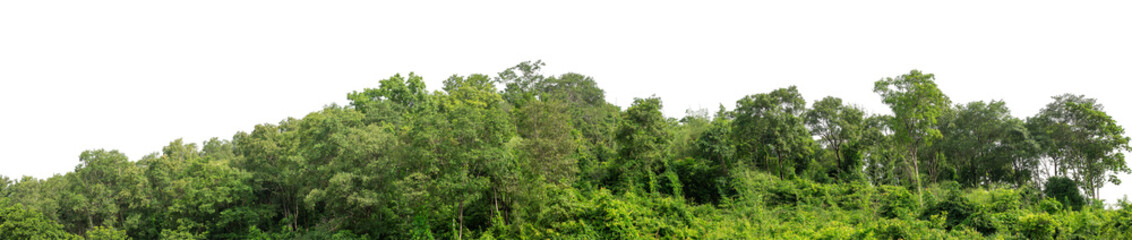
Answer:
[[1102, 200, 1132, 238], [669, 157, 723, 204], [1038, 197, 1062, 214], [86, 226, 130, 240], [878, 186, 918, 220], [729, 170, 793, 206], [1044, 176, 1084, 210], [921, 193, 972, 230], [986, 188, 1022, 212], [831, 181, 875, 210], [1017, 213, 1057, 240]]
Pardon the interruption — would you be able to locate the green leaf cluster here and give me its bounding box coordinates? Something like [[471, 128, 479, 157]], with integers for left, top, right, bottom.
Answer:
[[2, 63, 1130, 239]]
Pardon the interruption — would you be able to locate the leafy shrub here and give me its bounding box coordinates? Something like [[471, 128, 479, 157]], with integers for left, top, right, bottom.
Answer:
[[961, 209, 1002, 235], [86, 226, 130, 240], [831, 181, 875, 210], [878, 186, 918, 219], [1102, 200, 1132, 239], [986, 188, 1022, 212], [729, 170, 790, 206], [922, 193, 972, 230], [1017, 213, 1057, 240], [1044, 176, 1084, 210], [669, 157, 723, 204], [1038, 197, 1063, 214], [1057, 207, 1109, 239]]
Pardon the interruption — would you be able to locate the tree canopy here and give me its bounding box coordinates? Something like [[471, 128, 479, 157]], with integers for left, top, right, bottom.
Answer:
[[2, 63, 1130, 239]]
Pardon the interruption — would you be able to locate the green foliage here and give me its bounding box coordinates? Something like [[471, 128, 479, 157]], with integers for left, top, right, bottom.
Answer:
[[668, 157, 723, 204], [348, 72, 431, 124], [615, 97, 670, 193], [1044, 176, 1085, 210], [733, 86, 815, 179], [56, 149, 150, 235], [1038, 197, 1063, 214], [878, 185, 918, 220], [806, 96, 868, 181], [513, 99, 579, 184], [0, 198, 82, 240], [1016, 213, 1057, 240], [86, 226, 130, 240], [874, 70, 951, 206], [4, 63, 1132, 239], [935, 100, 1039, 186], [1029, 94, 1132, 200]]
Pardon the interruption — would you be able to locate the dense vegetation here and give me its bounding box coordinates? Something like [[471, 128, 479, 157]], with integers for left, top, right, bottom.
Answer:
[[3, 61, 1132, 239]]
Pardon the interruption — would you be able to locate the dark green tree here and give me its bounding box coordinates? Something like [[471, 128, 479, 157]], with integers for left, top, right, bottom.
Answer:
[[58, 149, 150, 235], [805, 96, 867, 180], [935, 100, 1039, 187], [0, 198, 82, 240], [732, 86, 815, 178], [1043, 176, 1085, 210], [694, 105, 735, 175], [232, 121, 308, 234], [615, 97, 669, 193], [140, 139, 264, 239], [1028, 94, 1131, 199]]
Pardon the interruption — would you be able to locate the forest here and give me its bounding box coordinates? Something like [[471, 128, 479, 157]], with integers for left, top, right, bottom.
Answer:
[[2, 61, 1132, 239]]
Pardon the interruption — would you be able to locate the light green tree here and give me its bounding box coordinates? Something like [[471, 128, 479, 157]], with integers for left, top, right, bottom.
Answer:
[[59, 149, 150, 235], [1028, 94, 1131, 199], [0, 198, 82, 240], [874, 70, 950, 205]]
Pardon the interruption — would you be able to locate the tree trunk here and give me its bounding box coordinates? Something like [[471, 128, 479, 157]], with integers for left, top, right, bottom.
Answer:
[[492, 188, 499, 219], [776, 151, 785, 179], [910, 144, 923, 207], [833, 141, 843, 175], [458, 200, 464, 240]]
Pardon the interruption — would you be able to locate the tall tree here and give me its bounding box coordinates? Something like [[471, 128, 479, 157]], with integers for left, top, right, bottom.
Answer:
[[402, 73, 514, 239], [733, 86, 814, 178], [615, 97, 669, 193], [694, 105, 735, 175], [513, 99, 579, 184], [1028, 94, 1131, 199], [861, 115, 907, 186], [232, 120, 308, 233], [497, 60, 546, 109], [496, 64, 621, 189], [874, 70, 950, 204], [540, 73, 621, 188], [296, 106, 402, 237], [0, 175, 66, 228], [140, 139, 263, 239], [669, 108, 711, 161], [0, 198, 82, 240], [935, 100, 1039, 187], [805, 96, 867, 180], [347, 72, 432, 125], [58, 149, 150, 235]]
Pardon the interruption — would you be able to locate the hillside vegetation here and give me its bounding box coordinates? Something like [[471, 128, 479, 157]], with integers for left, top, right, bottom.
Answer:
[[3, 61, 1131, 239]]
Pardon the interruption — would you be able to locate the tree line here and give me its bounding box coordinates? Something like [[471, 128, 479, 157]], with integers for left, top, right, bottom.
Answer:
[[2, 61, 1130, 239]]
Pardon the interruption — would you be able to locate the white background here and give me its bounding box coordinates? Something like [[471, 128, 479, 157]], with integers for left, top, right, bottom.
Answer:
[[2, 1, 1130, 203]]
